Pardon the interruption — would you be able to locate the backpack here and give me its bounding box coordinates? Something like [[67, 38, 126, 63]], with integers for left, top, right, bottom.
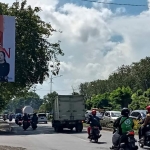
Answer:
[[118, 117, 129, 134]]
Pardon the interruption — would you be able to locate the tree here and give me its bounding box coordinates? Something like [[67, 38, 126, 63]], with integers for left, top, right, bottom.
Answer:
[[0, 0, 64, 109], [72, 92, 79, 95], [129, 88, 150, 110], [39, 91, 58, 112], [6, 92, 43, 112], [90, 93, 110, 108], [109, 87, 132, 109], [79, 57, 150, 102]]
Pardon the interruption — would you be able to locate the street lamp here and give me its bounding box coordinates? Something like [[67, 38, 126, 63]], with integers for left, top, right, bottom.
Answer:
[[50, 75, 63, 93]]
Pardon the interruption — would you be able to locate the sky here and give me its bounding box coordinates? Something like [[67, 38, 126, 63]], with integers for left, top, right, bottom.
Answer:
[[2, 0, 150, 98]]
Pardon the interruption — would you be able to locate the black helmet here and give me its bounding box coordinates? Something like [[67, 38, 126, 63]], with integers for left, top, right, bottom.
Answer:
[[121, 108, 129, 116]]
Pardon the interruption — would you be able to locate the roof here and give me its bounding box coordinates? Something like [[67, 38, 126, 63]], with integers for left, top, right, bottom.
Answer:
[[131, 110, 147, 113], [106, 111, 121, 113]]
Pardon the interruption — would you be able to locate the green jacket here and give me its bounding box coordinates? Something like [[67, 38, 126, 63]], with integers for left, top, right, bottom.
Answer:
[[114, 116, 134, 134]]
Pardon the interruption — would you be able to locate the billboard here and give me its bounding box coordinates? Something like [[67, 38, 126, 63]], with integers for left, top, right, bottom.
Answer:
[[0, 15, 15, 82]]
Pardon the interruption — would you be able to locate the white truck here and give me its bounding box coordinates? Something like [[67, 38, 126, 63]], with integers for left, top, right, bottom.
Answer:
[[52, 95, 85, 132], [22, 106, 33, 114]]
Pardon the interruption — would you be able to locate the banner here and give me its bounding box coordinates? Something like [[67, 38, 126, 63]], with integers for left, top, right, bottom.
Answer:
[[0, 15, 15, 82]]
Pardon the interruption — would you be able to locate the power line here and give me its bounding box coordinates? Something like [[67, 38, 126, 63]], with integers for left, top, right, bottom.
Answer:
[[82, 0, 148, 7]]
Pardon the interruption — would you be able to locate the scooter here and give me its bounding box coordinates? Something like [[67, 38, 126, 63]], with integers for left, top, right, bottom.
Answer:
[[23, 120, 30, 130], [111, 130, 138, 150], [139, 124, 150, 148], [18, 120, 22, 126], [31, 122, 37, 130], [89, 126, 101, 143]]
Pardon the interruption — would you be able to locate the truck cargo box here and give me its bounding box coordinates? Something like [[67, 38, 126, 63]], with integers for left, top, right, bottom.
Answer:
[[53, 95, 85, 121]]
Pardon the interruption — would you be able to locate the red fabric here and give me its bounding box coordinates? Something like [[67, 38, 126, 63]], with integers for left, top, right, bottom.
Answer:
[[87, 126, 91, 134]]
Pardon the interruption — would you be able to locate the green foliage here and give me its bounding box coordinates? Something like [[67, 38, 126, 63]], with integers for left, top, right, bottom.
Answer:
[[80, 57, 150, 110], [110, 87, 132, 109], [39, 91, 58, 112], [0, 0, 63, 110], [6, 92, 43, 112]]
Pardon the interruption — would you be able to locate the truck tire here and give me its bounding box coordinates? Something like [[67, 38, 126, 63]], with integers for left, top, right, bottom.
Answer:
[[75, 123, 83, 132], [54, 126, 63, 132]]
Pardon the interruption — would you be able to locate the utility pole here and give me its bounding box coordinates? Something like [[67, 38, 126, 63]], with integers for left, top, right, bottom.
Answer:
[[71, 85, 75, 94], [50, 75, 63, 94], [50, 75, 53, 94]]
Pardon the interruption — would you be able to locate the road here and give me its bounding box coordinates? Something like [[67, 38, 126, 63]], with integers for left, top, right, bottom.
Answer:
[[0, 121, 143, 150]]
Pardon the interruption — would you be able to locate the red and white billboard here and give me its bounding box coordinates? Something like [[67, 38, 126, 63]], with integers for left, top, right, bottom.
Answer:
[[0, 15, 15, 82]]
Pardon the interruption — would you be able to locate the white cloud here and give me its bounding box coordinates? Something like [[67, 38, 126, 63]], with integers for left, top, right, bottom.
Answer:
[[1, 0, 150, 97], [27, 0, 150, 97]]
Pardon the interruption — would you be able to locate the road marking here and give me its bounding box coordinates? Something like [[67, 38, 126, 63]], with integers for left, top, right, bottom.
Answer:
[[78, 137, 88, 142]]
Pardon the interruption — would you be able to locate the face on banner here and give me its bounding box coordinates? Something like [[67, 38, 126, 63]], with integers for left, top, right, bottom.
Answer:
[[0, 15, 15, 82]]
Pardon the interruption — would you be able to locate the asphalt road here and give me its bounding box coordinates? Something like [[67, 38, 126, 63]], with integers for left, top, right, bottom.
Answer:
[[0, 120, 144, 150]]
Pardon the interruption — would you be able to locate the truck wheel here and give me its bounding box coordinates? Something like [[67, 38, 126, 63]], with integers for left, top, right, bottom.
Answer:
[[54, 127, 63, 132], [76, 123, 83, 132], [54, 127, 59, 132], [70, 127, 73, 131]]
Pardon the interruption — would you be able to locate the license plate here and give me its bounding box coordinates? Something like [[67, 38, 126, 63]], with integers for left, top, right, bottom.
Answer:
[[41, 118, 44, 119]]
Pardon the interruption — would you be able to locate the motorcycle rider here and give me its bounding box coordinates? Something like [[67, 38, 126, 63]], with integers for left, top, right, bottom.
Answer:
[[138, 105, 150, 141], [87, 109, 102, 138], [111, 108, 134, 149], [9, 114, 12, 121], [18, 114, 22, 121], [22, 113, 30, 127], [31, 113, 38, 124]]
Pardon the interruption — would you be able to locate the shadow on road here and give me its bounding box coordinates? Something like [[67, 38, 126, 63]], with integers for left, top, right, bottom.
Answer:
[[89, 141, 107, 144], [0, 123, 87, 136]]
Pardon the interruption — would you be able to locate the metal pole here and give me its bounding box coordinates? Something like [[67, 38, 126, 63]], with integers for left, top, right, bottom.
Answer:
[[50, 75, 52, 93], [50, 75, 62, 94]]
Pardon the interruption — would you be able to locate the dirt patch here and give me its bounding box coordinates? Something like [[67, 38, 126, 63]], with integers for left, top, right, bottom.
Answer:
[[0, 145, 26, 150]]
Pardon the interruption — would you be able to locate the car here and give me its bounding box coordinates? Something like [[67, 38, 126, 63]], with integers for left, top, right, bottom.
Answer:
[[38, 113, 47, 124], [102, 111, 121, 123], [130, 110, 147, 120]]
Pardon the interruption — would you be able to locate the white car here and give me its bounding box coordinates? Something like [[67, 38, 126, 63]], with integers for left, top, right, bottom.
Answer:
[[103, 111, 121, 123], [38, 113, 47, 124]]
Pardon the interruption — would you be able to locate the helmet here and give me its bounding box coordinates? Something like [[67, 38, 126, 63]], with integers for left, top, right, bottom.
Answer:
[[92, 110, 96, 116], [146, 105, 150, 113], [121, 108, 130, 116]]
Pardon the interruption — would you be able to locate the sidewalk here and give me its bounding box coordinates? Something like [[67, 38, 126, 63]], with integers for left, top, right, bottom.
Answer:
[[0, 120, 12, 132]]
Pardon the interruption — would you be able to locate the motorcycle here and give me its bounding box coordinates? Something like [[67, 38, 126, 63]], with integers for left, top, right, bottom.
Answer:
[[89, 126, 101, 143], [112, 130, 138, 150], [139, 124, 150, 148], [18, 120, 22, 126], [23, 120, 30, 130], [3, 115, 6, 121], [31, 122, 37, 130]]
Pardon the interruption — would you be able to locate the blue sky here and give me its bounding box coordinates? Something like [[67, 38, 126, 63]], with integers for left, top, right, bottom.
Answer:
[[57, 0, 148, 15], [1, 0, 150, 98]]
